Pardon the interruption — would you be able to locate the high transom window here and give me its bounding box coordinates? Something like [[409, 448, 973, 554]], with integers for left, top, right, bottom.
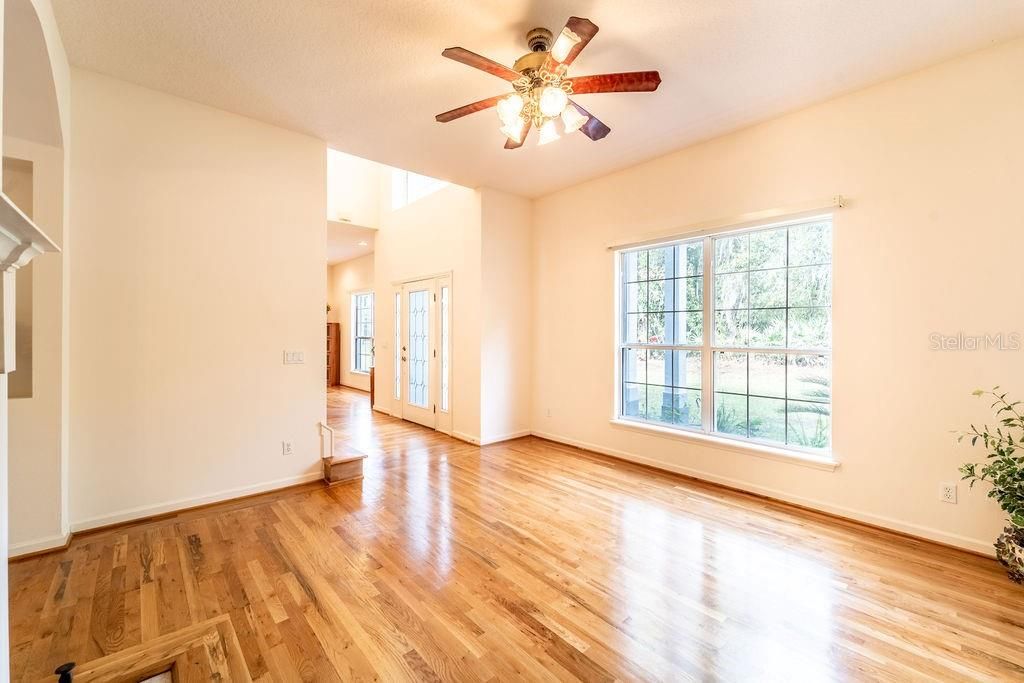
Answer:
[[618, 217, 832, 453]]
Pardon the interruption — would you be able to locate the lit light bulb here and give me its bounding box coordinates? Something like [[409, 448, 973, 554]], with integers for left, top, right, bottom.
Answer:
[[496, 94, 524, 126], [551, 28, 582, 63], [538, 119, 560, 145], [500, 119, 524, 143], [561, 105, 588, 134], [538, 86, 568, 118]]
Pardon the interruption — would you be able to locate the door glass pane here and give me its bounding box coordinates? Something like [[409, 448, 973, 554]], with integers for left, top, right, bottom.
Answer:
[[407, 289, 430, 408], [441, 286, 449, 412]]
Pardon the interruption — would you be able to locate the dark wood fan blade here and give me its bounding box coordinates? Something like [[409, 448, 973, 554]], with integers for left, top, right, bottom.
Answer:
[[435, 95, 506, 123], [441, 47, 521, 82], [504, 119, 532, 149], [545, 16, 599, 70], [569, 100, 611, 141], [570, 71, 662, 94]]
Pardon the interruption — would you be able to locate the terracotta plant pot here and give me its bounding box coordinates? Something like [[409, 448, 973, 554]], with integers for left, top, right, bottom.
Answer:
[[994, 525, 1024, 584]]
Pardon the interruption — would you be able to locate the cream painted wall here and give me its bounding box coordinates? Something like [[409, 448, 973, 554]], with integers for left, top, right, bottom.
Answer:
[[68, 69, 327, 529], [531, 38, 1024, 554], [3, 155, 31, 398], [326, 149, 381, 228], [0, 2, 8, 671], [373, 181, 482, 441], [327, 252, 374, 392], [480, 188, 532, 444], [3, 0, 71, 667], [6, 136, 65, 554]]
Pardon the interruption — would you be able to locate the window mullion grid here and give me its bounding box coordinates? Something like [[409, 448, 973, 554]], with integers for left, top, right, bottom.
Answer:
[[617, 220, 832, 454], [701, 236, 713, 433], [784, 228, 790, 446], [619, 253, 627, 417], [745, 264, 751, 439]]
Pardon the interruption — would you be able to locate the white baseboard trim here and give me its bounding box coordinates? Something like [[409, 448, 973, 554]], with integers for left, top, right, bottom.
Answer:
[[70, 471, 323, 534], [452, 431, 481, 445], [479, 429, 532, 446], [8, 532, 70, 558], [531, 430, 996, 557]]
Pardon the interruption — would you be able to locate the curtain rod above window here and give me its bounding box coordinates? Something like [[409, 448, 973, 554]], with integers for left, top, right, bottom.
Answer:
[[606, 195, 846, 252]]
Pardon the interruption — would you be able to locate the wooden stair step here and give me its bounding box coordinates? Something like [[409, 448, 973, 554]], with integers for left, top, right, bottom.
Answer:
[[327, 452, 368, 465], [323, 442, 369, 485]]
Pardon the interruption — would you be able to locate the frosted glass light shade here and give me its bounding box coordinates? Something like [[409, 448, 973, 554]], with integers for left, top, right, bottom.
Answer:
[[539, 87, 568, 118], [500, 119, 524, 143], [496, 94, 524, 126], [551, 28, 581, 63], [538, 119, 560, 145]]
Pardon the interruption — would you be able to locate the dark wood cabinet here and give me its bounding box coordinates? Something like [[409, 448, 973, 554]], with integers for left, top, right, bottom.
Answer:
[[326, 322, 340, 386]]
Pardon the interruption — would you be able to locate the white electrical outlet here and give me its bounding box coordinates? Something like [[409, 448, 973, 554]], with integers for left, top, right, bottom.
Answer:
[[940, 482, 957, 504], [546, 408, 552, 418], [282, 441, 293, 456]]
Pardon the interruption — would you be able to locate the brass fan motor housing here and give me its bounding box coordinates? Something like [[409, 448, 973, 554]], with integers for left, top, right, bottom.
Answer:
[[526, 27, 553, 52], [515, 27, 553, 73], [513, 51, 547, 74]]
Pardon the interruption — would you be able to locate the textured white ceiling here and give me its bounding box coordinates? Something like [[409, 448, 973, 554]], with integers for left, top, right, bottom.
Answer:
[[52, 1, 1024, 197]]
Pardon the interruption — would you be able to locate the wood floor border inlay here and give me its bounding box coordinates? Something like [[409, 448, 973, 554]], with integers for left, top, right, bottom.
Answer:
[[45, 615, 251, 683]]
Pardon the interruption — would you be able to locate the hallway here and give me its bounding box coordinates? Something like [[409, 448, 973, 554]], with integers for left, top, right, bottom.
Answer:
[[324, 385, 473, 472]]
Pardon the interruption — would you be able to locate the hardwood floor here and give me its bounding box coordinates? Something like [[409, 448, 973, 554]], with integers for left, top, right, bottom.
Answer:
[[9, 386, 1024, 681]]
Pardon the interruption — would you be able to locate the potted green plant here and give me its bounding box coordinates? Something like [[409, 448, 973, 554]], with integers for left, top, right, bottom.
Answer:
[[957, 387, 1024, 583]]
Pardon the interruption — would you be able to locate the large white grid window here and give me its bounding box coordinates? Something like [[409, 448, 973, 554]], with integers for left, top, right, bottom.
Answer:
[[618, 217, 832, 453], [351, 291, 374, 373]]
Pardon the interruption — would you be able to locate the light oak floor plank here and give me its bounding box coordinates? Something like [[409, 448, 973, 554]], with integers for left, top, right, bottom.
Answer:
[[9, 386, 1024, 681]]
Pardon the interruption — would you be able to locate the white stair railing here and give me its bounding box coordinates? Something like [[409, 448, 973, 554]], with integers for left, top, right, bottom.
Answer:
[[319, 422, 335, 461]]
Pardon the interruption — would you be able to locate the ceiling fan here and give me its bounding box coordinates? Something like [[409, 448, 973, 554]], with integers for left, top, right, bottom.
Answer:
[[435, 16, 661, 148]]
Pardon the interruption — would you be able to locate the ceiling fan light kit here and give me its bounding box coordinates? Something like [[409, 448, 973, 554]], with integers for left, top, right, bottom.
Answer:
[[435, 16, 662, 148]]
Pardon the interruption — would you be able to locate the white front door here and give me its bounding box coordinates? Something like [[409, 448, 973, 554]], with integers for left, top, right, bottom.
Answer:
[[401, 280, 437, 428], [399, 276, 452, 432]]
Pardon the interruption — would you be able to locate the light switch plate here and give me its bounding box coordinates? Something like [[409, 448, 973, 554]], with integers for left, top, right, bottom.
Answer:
[[283, 350, 305, 364]]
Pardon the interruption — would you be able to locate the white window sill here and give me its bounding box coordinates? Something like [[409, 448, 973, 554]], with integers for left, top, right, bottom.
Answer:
[[351, 369, 370, 375], [609, 418, 840, 472]]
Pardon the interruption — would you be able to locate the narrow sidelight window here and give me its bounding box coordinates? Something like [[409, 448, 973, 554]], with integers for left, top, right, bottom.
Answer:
[[352, 291, 374, 373]]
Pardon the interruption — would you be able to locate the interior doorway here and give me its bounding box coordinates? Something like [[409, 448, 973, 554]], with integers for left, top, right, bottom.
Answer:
[[397, 275, 452, 434]]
